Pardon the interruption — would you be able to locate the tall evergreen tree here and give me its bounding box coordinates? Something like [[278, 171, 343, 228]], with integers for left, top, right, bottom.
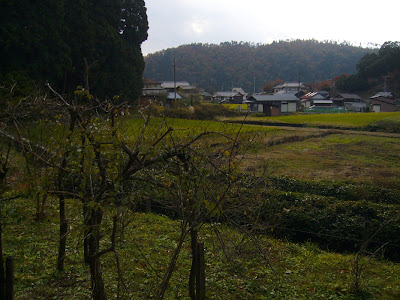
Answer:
[[0, 0, 148, 102]]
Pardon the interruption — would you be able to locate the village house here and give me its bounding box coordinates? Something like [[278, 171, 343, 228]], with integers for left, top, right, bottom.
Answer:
[[141, 79, 187, 107], [370, 92, 396, 112], [247, 91, 300, 116], [213, 90, 245, 104], [161, 81, 190, 92], [332, 93, 367, 112], [142, 79, 166, 96], [300, 92, 332, 108], [273, 82, 308, 94], [140, 79, 168, 105]]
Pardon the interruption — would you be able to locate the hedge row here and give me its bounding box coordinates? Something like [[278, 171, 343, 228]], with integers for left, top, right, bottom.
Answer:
[[266, 176, 400, 205], [163, 104, 240, 120], [256, 189, 400, 261]]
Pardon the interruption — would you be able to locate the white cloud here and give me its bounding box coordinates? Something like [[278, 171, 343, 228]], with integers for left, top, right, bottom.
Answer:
[[184, 18, 210, 35], [142, 0, 398, 55]]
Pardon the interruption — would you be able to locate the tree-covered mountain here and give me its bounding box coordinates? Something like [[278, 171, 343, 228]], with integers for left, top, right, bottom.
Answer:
[[144, 40, 375, 93], [335, 41, 400, 95]]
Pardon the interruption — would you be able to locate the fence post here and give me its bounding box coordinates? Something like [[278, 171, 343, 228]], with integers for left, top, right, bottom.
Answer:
[[5, 256, 13, 300], [0, 220, 5, 299], [0, 258, 4, 300]]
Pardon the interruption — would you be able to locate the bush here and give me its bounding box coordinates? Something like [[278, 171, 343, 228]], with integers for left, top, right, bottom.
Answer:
[[267, 176, 400, 205], [163, 104, 240, 120], [257, 189, 400, 261], [367, 118, 400, 133]]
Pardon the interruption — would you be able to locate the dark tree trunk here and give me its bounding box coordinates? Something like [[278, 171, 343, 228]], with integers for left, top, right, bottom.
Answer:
[[87, 207, 107, 300], [35, 193, 47, 221], [57, 196, 68, 271], [196, 243, 205, 300], [0, 219, 5, 299], [5, 257, 13, 300], [83, 203, 90, 264], [189, 228, 198, 299], [189, 228, 206, 300]]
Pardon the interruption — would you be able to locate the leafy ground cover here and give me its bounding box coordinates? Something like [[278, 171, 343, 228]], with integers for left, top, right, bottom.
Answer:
[[2, 196, 400, 299]]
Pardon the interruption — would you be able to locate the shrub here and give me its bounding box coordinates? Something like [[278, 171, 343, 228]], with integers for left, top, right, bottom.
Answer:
[[267, 176, 400, 205], [257, 189, 400, 261], [163, 104, 240, 120], [367, 118, 400, 133]]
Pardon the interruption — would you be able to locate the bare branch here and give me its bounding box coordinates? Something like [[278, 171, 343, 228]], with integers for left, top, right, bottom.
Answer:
[[46, 82, 72, 108]]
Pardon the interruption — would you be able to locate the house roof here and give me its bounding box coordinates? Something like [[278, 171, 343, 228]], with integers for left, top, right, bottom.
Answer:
[[232, 87, 246, 95], [161, 81, 191, 89], [371, 92, 394, 99], [334, 93, 362, 100], [143, 78, 162, 85], [200, 91, 212, 97], [181, 86, 198, 91], [249, 93, 299, 102], [274, 82, 306, 89], [166, 92, 182, 100], [301, 92, 327, 100], [213, 91, 242, 97], [142, 89, 166, 96], [313, 99, 333, 104]]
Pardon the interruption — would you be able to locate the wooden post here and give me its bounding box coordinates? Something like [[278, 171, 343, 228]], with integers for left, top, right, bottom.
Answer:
[[0, 216, 5, 299], [0, 257, 4, 300], [196, 243, 205, 300], [5, 256, 13, 300]]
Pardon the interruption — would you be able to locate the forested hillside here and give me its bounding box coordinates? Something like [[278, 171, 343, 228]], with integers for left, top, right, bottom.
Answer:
[[144, 40, 375, 92]]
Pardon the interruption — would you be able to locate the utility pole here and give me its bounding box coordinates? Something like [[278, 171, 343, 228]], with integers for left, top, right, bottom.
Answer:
[[174, 59, 177, 102], [253, 76, 256, 93], [384, 76, 387, 92], [298, 73, 301, 95]]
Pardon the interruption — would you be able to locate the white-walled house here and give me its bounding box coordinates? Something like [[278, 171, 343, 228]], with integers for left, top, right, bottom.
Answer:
[[247, 92, 300, 116]]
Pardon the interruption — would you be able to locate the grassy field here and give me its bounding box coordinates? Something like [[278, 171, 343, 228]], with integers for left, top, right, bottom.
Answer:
[[242, 132, 400, 185], [3, 113, 400, 299], [222, 112, 400, 130], [2, 196, 400, 299]]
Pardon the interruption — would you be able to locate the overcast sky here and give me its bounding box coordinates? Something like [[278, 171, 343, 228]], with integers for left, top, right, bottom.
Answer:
[[141, 0, 398, 56]]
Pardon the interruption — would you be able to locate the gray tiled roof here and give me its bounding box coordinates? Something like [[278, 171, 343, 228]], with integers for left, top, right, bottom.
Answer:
[[334, 93, 362, 100], [166, 92, 182, 100], [371, 92, 393, 99], [213, 92, 241, 97], [313, 99, 333, 104], [161, 81, 190, 89], [274, 82, 305, 89], [249, 93, 299, 102]]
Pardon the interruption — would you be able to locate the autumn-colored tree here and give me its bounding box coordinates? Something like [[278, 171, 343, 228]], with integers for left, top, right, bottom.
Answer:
[[262, 78, 284, 92], [316, 80, 332, 92]]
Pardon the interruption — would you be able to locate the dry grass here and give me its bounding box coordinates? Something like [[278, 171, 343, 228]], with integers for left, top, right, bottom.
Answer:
[[242, 131, 400, 184]]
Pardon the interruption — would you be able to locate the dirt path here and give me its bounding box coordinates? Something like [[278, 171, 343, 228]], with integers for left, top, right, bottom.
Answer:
[[275, 125, 400, 138]]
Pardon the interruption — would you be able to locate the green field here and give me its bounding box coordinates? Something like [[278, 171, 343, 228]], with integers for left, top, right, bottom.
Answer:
[[243, 132, 400, 184], [3, 197, 400, 299], [3, 112, 400, 299], [222, 112, 400, 130]]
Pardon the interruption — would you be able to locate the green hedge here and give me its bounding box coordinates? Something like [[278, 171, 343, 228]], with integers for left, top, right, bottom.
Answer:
[[267, 176, 400, 205], [163, 104, 239, 120], [257, 189, 400, 261]]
